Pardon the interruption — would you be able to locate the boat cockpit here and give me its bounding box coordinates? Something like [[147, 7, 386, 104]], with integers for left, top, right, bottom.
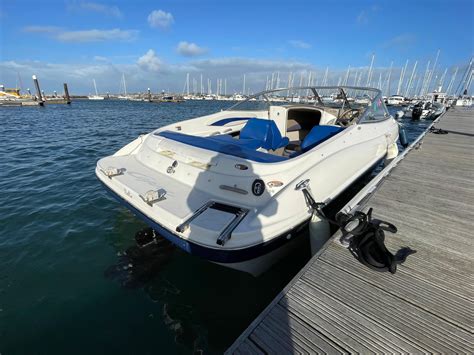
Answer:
[[154, 86, 389, 163]]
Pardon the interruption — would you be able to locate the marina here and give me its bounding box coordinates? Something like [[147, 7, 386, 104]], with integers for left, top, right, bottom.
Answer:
[[227, 107, 474, 353], [1, 1, 473, 354], [0, 100, 433, 353]]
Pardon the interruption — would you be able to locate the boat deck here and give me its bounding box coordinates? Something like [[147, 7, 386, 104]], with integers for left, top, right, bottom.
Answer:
[[227, 108, 474, 353]]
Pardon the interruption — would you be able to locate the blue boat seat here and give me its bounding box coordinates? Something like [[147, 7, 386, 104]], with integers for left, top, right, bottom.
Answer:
[[238, 118, 289, 151], [301, 125, 344, 152], [157, 131, 288, 163]]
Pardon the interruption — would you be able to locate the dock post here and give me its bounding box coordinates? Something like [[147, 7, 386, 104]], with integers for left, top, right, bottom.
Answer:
[[32, 75, 45, 106], [63, 83, 71, 104]]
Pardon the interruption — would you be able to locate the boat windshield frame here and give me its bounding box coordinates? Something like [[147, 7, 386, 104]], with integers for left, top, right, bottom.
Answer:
[[224, 85, 390, 123]]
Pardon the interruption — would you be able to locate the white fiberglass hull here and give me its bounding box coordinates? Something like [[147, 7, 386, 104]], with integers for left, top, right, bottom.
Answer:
[[97, 86, 399, 275]]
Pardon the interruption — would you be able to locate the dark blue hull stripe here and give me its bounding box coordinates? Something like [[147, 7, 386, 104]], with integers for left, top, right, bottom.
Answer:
[[101, 180, 306, 263]]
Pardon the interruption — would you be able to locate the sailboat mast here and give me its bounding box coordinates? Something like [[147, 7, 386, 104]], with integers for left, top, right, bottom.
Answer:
[[397, 60, 408, 95], [455, 57, 473, 95], [343, 66, 351, 86], [366, 54, 375, 87], [123, 74, 127, 96], [466, 69, 474, 94], [420, 60, 431, 96], [93, 79, 99, 96], [306, 72, 312, 96], [438, 68, 448, 91], [446, 67, 458, 95], [386, 62, 393, 96], [426, 49, 440, 94], [405, 61, 417, 97], [186, 73, 190, 95], [200, 74, 203, 95]]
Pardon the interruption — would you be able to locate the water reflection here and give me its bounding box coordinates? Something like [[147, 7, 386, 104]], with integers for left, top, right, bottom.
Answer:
[[104, 222, 311, 353]]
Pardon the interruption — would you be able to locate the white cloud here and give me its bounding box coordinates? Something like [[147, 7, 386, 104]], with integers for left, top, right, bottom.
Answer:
[[189, 57, 313, 75], [176, 41, 207, 57], [147, 10, 174, 29], [23, 26, 138, 42], [68, 1, 122, 18], [137, 49, 162, 72], [23, 26, 61, 33], [94, 55, 108, 62], [288, 40, 311, 49], [57, 29, 138, 42]]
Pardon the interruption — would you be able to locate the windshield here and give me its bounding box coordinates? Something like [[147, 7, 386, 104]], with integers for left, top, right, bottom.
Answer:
[[225, 86, 384, 114]]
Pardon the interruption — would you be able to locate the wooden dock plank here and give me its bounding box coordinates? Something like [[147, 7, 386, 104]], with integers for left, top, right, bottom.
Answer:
[[227, 108, 474, 354]]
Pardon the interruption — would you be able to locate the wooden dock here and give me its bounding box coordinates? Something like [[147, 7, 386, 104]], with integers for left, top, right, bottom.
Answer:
[[227, 108, 474, 354]]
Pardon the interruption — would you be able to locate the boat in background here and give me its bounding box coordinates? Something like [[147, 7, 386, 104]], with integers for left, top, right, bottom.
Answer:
[[96, 86, 399, 276], [455, 96, 473, 107], [411, 101, 446, 120], [160, 95, 184, 103], [117, 74, 131, 100], [88, 79, 105, 100], [387, 95, 408, 106]]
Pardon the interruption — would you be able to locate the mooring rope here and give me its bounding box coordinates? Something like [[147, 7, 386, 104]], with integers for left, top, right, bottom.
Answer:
[[301, 186, 416, 274]]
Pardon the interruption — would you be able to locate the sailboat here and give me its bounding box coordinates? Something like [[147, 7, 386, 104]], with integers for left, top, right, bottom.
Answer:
[[88, 79, 105, 100], [117, 74, 130, 100]]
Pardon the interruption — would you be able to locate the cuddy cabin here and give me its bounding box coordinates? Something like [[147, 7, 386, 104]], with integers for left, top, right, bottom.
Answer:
[[96, 86, 399, 275]]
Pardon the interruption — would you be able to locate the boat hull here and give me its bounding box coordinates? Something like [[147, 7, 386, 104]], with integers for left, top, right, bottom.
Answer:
[[213, 233, 307, 276], [99, 151, 387, 275], [101, 177, 309, 265], [96, 86, 399, 276]]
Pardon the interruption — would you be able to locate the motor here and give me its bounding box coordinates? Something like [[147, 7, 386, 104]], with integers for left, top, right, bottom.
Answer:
[[412, 104, 423, 120]]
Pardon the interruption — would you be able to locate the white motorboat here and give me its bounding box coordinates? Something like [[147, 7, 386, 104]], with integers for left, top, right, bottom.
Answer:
[[455, 96, 473, 107], [412, 101, 446, 120], [88, 95, 105, 100], [386, 95, 407, 106], [96, 86, 399, 275]]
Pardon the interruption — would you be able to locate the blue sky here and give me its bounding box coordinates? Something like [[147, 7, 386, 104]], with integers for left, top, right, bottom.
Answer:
[[1, 0, 473, 94]]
